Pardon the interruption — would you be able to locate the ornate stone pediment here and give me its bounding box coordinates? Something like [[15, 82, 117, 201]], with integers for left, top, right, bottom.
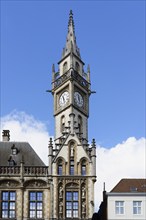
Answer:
[[0, 179, 20, 188], [65, 179, 79, 188], [24, 179, 47, 188]]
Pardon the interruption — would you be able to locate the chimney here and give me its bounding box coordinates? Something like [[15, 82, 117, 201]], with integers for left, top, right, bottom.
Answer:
[[2, 130, 10, 141]]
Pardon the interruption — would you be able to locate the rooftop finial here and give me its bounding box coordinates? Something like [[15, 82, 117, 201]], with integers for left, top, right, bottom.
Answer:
[[87, 64, 91, 83], [68, 10, 74, 32], [61, 10, 80, 59]]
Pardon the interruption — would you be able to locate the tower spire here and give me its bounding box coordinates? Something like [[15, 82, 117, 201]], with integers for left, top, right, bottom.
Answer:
[[68, 10, 75, 33], [62, 10, 81, 59]]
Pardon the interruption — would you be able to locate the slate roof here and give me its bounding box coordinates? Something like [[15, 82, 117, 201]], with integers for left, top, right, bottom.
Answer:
[[0, 141, 46, 166], [111, 179, 146, 193]]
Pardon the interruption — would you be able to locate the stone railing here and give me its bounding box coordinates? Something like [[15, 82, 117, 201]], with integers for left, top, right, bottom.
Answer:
[[0, 166, 20, 175], [53, 70, 71, 89], [71, 70, 89, 89], [0, 166, 48, 176], [53, 69, 89, 90], [24, 166, 48, 176]]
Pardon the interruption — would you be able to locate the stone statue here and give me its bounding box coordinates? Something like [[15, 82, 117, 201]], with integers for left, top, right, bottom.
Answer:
[[59, 185, 63, 198], [82, 186, 86, 197], [70, 144, 74, 157], [82, 201, 86, 213], [59, 201, 63, 212]]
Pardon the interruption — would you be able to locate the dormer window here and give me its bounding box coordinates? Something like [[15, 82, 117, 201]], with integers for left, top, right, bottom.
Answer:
[[11, 144, 18, 155], [9, 160, 15, 166], [8, 156, 16, 166], [130, 186, 138, 192], [12, 148, 17, 155]]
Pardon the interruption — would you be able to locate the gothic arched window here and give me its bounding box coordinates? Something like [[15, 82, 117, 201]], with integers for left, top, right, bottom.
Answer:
[[63, 62, 68, 73], [60, 115, 65, 133], [65, 182, 79, 218], [70, 160, 74, 175], [75, 62, 80, 73], [58, 159, 63, 175], [81, 160, 86, 176], [78, 115, 82, 134], [69, 142, 75, 175]]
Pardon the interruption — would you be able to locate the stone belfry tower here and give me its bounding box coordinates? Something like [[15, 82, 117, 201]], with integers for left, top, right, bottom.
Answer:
[[48, 10, 96, 220]]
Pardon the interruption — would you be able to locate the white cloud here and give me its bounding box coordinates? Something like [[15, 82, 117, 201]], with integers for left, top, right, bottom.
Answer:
[[95, 137, 146, 211], [0, 110, 50, 165], [0, 111, 145, 212]]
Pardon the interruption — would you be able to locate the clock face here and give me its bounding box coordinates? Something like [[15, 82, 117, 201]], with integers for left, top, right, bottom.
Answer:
[[74, 92, 83, 107], [59, 91, 69, 107]]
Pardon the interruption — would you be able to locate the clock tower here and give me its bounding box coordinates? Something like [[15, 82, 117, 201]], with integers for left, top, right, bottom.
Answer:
[[48, 10, 96, 220]]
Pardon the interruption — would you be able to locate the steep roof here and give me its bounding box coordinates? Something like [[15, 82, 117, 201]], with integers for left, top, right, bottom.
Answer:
[[111, 179, 146, 193], [0, 141, 46, 166]]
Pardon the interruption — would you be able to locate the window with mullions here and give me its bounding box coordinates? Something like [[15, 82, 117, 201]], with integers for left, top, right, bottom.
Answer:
[[29, 192, 43, 218], [70, 160, 74, 175], [115, 201, 124, 214], [58, 165, 63, 175], [1, 191, 16, 218], [133, 201, 142, 215], [57, 159, 63, 175], [81, 165, 86, 175], [66, 192, 78, 218]]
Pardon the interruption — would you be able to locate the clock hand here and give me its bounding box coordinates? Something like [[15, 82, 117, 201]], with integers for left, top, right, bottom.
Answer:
[[78, 95, 80, 102]]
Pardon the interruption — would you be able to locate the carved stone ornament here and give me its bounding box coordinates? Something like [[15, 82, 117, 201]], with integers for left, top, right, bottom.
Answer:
[[0, 180, 19, 188], [58, 179, 63, 185], [81, 179, 86, 184], [24, 180, 47, 188], [66, 179, 79, 185], [59, 201, 63, 213], [59, 185, 63, 198], [82, 201, 86, 213], [82, 186, 86, 198], [66, 182, 79, 188]]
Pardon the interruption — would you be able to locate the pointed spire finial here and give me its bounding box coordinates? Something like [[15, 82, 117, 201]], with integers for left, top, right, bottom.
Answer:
[[61, 10, 81, 59], [87, 64, 91, 83], [52, 64, 55, 73], [52, 64, 55, 82], [68, 10, 75, 32], [87, 64, 90, 73]]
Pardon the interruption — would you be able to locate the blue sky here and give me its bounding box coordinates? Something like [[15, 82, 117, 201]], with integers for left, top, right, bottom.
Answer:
[[1, 0, 145, 147]]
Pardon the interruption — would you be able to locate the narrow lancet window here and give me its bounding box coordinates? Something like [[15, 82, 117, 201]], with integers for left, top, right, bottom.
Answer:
[[63, 62, 68, 73]]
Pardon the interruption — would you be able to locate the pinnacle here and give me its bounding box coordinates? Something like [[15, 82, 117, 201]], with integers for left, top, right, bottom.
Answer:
[[61, 10, 81, 59], [68, 10, 75, 33]]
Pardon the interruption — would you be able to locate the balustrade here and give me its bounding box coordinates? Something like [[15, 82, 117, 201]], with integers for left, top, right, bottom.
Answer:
[[0, 166, 48, 176], [24, 166, 48, 175], [53, 70, 89, 90], [0, 166, 20, 175]]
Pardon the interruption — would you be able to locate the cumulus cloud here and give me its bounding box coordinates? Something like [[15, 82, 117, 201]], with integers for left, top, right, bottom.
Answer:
[[95, 137, 146, 210], [0, 111, 145, 211], [0, 110, 50, 165]]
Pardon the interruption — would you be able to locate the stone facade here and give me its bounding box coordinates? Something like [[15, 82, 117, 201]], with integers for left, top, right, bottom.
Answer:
[[0, 10, 96, 220]]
